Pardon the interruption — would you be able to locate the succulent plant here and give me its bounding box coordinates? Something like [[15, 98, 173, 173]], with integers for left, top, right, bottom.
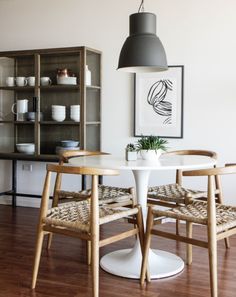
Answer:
[[136, 135, 168, 152], [126, 143, 136, 152]]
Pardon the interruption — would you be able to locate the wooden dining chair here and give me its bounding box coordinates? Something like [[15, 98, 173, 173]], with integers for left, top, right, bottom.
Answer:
[[141, 165, 236, 297], [147, 150, 227, 239], [47, 150, 136, 255], [54, 150, 135, 208], [32, 164, 144, 297]]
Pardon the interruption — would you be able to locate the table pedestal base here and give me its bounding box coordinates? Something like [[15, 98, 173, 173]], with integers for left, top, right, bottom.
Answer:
[[100, 242, 184, 279]]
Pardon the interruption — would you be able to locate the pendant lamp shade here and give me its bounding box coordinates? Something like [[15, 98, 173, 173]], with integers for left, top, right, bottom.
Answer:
[[118, 12, 168, 72]]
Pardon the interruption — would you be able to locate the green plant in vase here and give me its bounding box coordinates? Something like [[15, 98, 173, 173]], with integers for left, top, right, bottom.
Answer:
[[136, 135, 168, 160]]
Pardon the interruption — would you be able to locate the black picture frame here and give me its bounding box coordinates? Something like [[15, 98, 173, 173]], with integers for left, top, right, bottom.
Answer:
[[134, 65, 184, 138]]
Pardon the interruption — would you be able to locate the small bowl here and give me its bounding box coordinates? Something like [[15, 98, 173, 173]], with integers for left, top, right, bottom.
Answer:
[[60, 140, 79, 148], [16, 143, 35, 154], [70, 114, 80, 122], [26, 112, 43, 122], [52, 114, 66, 122]]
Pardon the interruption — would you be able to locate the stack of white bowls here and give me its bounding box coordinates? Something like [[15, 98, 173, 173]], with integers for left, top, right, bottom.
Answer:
[[70, 105, 80, 122], [52, 105, 66, 122]]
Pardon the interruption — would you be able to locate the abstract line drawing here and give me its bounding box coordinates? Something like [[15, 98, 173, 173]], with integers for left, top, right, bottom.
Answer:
[[147, 79, 173, 125], [134, 65, 183, 138]]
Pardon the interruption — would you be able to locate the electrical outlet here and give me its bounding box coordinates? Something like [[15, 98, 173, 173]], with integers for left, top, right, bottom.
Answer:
[[22, 164, 33, 171]]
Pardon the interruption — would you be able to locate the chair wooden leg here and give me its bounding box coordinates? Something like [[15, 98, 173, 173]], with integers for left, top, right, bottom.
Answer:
[[31, 230, 45, 289], [136, 205, 144, 250], [91, 175, 99, 297], [87, 241, 91, 265], [186, 222, 193, 265], [215, 174, 230, 249], [208, 175, 218, 297], [219, 192, 230, 249], [46, 171, 61, 250], [208, 235, 218, 297], [31, 170, 51, 289], [91, 236, 99, 297], [136, 205, 150, 282], [175, 201, 180, 235], [140, 207, 153, 285], [176, 219, 179, 235], [224, 237, 230, 249], [46, 233, 53, 250]]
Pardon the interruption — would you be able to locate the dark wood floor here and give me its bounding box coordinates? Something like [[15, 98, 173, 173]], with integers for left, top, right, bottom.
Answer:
[[0, 205, 235, 297]]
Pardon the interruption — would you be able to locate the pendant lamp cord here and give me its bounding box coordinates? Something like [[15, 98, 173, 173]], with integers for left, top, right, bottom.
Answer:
[[138, 0, 145, 12]]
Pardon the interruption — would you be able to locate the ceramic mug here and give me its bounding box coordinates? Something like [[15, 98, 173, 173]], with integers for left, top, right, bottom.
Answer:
[[6, 77, 15, 87], [40, 77, 52, 86], [27, 76, 35, 86], [15, 77, 27, 87]]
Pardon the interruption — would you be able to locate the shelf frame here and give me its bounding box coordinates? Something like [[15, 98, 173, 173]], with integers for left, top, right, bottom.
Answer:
[[0, 46, 102, 206]]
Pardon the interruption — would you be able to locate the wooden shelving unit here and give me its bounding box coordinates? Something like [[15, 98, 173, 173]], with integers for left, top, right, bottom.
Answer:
[[0, 46, 102, 206]]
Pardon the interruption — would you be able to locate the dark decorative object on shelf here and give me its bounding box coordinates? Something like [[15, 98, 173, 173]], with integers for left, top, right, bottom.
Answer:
[[25, 112, 43, 122]]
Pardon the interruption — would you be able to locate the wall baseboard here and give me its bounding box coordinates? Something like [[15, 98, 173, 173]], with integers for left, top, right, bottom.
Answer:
[[0, 196, 41, 208]]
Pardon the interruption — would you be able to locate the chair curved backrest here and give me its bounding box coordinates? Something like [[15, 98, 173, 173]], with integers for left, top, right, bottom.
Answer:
[[183, 165, 236, 177], [59, 150, 109, 164], [225, 163, 236, 167], [163, 149, 218, 185], [47, 163, 119, 177], [164, 149, 217, 160]]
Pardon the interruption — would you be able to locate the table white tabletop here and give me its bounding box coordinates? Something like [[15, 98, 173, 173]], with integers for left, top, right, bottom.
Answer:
[[69, 153, 216, 279], [69, 154, 216, 171]]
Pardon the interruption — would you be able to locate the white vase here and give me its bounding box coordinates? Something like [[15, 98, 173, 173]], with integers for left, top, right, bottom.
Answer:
[[140, 149, 162, 161], [86, 65, 91, 86], [126, 150, 137, 161]]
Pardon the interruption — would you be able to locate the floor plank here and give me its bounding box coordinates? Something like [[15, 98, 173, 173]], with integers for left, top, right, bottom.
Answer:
[[0, 205, 235, 297]]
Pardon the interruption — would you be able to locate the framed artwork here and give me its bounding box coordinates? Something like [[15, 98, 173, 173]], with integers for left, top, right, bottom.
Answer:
[[134, 65, 184, 138]]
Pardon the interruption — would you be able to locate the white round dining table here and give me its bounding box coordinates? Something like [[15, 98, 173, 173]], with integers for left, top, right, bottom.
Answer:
[[69, 153, 216, 279]]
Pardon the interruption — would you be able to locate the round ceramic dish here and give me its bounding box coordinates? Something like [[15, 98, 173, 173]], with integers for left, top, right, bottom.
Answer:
[[60, 140, 79, 148], [16, 143, 35, 154]]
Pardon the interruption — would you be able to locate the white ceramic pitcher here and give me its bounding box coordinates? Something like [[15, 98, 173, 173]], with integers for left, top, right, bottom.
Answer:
[[11, 99, 28, 121]]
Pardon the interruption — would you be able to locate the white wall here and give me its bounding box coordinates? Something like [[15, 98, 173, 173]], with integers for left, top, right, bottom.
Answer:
[[0, 0, 236, 206]]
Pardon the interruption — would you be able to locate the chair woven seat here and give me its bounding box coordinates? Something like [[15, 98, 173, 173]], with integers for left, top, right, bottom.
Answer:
[[148, 183, 206, 204], [43, 200, 139, 233], [153, 201, 236, 233], [58, 184, 133, 205]]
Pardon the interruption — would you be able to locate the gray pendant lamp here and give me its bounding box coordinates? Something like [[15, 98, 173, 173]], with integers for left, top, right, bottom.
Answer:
[[117, 0, 168, 73]]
